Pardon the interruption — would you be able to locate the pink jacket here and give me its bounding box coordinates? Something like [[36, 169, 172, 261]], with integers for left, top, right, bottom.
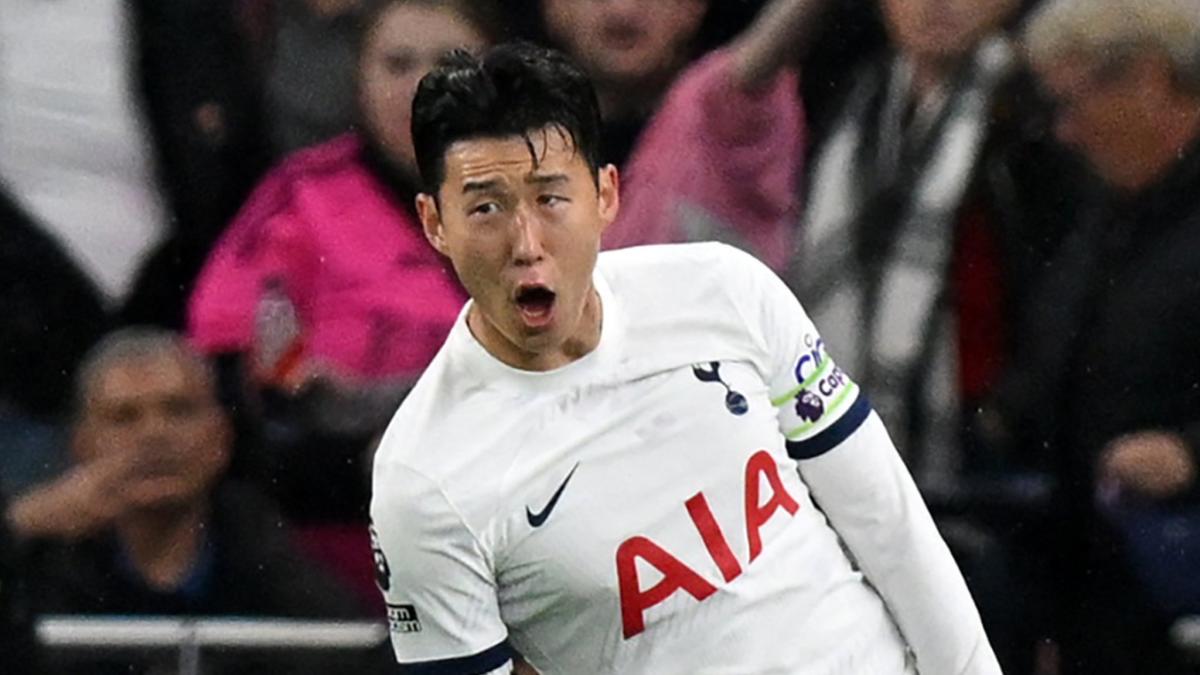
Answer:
[[188, 134, 466, 380], [602, 48, 805, 272]]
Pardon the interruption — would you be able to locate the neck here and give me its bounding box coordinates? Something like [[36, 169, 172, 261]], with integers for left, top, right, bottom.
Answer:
[[907, 54, 956, 104], [116, 501, 208, 592]]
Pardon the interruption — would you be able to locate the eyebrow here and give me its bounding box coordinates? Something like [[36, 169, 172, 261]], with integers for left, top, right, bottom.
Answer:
[[526, 173, 570, 187], [462, 179, 502, 195]]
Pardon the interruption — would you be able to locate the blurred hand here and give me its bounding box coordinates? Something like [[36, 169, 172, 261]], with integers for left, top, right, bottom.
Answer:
[[6, 450, 143, 540], [1099, 431, 1197, 500]]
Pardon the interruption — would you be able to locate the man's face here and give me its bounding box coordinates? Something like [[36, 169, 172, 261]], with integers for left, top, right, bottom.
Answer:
[[418, 127, 619, 368], [359, 4, 488, 174], [541, 0, 706, 90], [881, 0, 1019, 61], [1037, 52, 1177, 191], [73, 351, 230, 511]]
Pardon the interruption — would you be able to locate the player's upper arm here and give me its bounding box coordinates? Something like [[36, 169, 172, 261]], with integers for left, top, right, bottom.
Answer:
[[721, 245, 871, 460], [370, 462, 512, 674]]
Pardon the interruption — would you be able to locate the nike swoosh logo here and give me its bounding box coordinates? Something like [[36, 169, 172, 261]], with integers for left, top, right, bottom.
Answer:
[[526, 463, 580, 528]]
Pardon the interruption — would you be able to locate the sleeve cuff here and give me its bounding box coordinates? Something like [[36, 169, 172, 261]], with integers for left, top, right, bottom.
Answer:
[[397, 640, 513, 675], [785, 392, 872, 460]]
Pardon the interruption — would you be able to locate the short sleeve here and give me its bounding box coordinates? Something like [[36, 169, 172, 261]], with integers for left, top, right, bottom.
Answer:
[[724, 246, 871, 459], [370, 463, 512, 674]]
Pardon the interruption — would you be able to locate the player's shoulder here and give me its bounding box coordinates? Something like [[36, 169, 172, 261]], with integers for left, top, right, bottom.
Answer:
[[599, 241, 773, 293], [373, 342, 476, 479]]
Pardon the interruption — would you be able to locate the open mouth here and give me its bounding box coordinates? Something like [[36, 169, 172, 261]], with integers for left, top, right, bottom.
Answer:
[[515, 285, 556, 327]]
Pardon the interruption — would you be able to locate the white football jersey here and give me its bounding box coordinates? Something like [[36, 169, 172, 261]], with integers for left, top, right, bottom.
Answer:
[[371, 243, 998, 675]]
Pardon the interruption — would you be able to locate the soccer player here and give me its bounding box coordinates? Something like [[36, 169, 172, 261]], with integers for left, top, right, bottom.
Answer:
[[370, 42, 1000, 675]]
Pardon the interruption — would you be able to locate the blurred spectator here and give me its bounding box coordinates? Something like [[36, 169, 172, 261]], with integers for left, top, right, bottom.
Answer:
[[793, 0, 1078, 487], [987, 0, 1200, 671], [262, 0, 363, 156], [530, 0, 761, 166], [789, 0, 1086, 669], [600, 0, 816, 270], [5, 328, 377, 675], [188, 0, 499, 596], [0, 489, 37, 674], [0, 0, 268, 328], [799, 0, 889, 139], [533, 0, 810, 270], [191, 0, 498, 427], [0, 187, 110, 496]]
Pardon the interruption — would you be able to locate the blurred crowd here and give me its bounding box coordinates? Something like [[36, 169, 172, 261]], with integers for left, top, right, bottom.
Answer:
[[1, 0, 1199, 673]]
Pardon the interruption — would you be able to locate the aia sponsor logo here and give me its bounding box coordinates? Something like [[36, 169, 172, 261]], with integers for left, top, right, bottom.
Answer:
[[615, 450, 800, 638]]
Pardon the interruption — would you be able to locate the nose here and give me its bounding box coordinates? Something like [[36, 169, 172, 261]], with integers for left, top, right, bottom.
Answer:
[[511, 207, 546, 266]]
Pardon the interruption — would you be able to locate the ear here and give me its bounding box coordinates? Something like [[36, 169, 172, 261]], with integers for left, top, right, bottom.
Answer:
[[416, 193, 449, 256], [596, 164, 620, 233]]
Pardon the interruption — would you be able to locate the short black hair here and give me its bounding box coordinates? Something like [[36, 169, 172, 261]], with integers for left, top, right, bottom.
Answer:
[[411, 42, 603, 194]]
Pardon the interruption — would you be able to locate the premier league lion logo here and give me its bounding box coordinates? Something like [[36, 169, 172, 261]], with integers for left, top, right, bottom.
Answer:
[[369, 522, 391, 592], [794, 389, 825, 423]]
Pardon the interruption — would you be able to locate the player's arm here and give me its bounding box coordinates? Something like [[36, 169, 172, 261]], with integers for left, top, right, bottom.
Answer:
[[725, 246, 1001, 675], [370, 462, 514, 675]]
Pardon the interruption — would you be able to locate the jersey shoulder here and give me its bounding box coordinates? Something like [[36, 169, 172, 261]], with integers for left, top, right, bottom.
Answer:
[[598, 242, 786, 342], [373, 333, 483, 481], [597, 241, 771, 288]]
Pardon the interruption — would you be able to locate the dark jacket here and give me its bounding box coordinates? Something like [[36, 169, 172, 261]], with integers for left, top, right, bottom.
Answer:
[[994, 139, 1200, 674], [120, 0, 270, 329], [996, 140, 1200, 496], [28, 483, 377, 675], [0, 490, 38, 675], [0, 189, 109, 418]]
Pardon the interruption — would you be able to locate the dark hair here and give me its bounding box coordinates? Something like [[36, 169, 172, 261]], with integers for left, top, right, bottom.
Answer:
[[411, 42, 603, 193]]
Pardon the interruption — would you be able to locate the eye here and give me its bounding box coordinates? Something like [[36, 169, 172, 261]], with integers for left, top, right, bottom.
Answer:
[[470, 202, 501, 217], [538, 194, 569, 207], [165, 397, 200, 419], [106, 406, 139, 426], [384, 53, 418, 76]]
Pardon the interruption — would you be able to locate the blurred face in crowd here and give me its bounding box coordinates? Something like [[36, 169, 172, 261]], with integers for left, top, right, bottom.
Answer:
[[881, 0, 1020, 62], [1037, 51, 1190, 191], [73, 350, 230, 513], [541, 0, 707, 92], [359, 2, 489, 174], [418, 128, 619, 370]]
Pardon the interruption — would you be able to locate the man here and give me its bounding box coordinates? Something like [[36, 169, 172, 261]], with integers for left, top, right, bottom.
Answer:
[[987, 1, 1200, 672], [6, 328, 375, 674], [370, 43, 999, 674]]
